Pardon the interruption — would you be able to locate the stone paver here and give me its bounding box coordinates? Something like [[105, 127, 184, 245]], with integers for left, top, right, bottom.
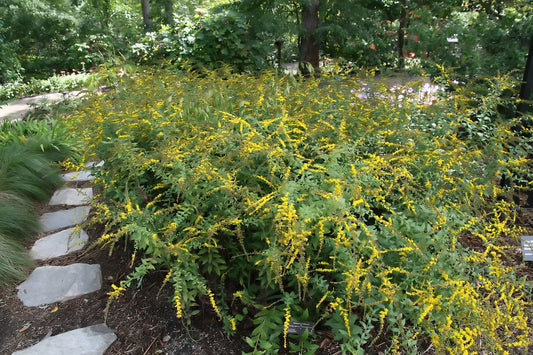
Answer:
[[61, 170, 95, 182], [48, 187, 93, 206], [40, 205, 91, 233], [521, 236, 533, 261], [30, 227, 89, 260], [17, 263, 102, 307], [12, 324, 116, 355]]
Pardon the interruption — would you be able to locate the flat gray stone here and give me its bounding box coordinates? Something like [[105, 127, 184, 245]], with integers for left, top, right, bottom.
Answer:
[[48, 187, 93, 206], [521, 236, 533, 261], [62, 170, 95, 182], [85, 161, 104, 168], [40, 206, 91, 233], [17, 263, 102, 307], [30, 227, 89, 260], [12, 323, 116, 355]]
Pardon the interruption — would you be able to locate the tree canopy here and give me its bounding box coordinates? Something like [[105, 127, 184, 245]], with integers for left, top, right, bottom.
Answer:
[[0, 0, 531, 82]]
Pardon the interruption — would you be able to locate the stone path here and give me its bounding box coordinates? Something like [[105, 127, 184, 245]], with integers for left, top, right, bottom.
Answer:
[[12, 164, 116, 354], [0, 91, 83, 123]]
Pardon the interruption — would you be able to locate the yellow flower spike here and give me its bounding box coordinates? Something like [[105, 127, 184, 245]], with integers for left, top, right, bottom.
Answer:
[[283, 305, 291, 348], [129, 253, 136, 268], [162, 269, 172, 284], [173, 292, 183, 319], [107, 283, 126, 299], [207, 289, 222, 320]]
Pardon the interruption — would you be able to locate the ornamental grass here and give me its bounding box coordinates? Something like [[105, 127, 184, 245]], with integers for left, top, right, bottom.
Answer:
[[0, 118, 76, 286]]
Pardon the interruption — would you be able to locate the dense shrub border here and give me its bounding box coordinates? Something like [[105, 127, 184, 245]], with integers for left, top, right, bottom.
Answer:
[[66, 68, 533, 353]]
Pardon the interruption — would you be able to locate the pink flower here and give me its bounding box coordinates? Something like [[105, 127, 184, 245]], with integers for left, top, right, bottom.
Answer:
[[80, 61, 85, 65]]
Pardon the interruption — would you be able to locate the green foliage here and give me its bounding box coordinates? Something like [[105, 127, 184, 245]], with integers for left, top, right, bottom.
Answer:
[[132, 9, 272, 72], [2, 0, 530, 82], [189, 9, 270, 71], [450, 9, 533, 76], [0, 72, 93, 103], [0, 19, 22, 83], [0, 117, 77, 286], [68, 68, 533, 353], [408, 7, 533, 78], [0, 0, 83, 79], [74, 33, 132, 68]]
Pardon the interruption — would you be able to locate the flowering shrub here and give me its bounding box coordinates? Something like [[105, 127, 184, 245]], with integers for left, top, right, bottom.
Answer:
[[66, 68, 533, 353], [131, 10, 271, 72]]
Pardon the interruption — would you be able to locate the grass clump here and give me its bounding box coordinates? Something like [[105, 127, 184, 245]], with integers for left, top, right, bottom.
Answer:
[[67, 68, 533, 353], [0, 118, 78, 286]]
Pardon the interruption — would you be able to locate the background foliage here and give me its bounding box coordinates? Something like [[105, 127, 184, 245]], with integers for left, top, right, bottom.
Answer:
[[0, 0, 531, 83]]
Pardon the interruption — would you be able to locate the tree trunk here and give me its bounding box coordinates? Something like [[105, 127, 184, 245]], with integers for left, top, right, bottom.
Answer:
[[298, 0, 319, 76], [397, 0, 409, 70], [517, 34, 533, 116], [141, 0, 152, 32], [163, 0, 174, 25]]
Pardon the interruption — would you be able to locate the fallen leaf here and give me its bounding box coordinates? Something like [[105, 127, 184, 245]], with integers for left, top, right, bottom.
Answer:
[[18, 323, 31, 332], [50, 306, 58, 313], [320, 337, 331, 348]]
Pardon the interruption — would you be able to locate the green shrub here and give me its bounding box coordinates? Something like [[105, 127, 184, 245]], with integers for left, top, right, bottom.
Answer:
[[68, 69, 533, 353], [0, 72, 92, 103], [0, 19, 22, 84], [131, 10, 271, 72]]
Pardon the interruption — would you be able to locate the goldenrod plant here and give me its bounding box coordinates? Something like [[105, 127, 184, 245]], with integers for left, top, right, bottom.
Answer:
[[68, 67, 533, 353]]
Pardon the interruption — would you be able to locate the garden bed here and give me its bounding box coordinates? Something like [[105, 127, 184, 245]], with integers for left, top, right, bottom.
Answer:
[[3, 68, 533, 354]]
